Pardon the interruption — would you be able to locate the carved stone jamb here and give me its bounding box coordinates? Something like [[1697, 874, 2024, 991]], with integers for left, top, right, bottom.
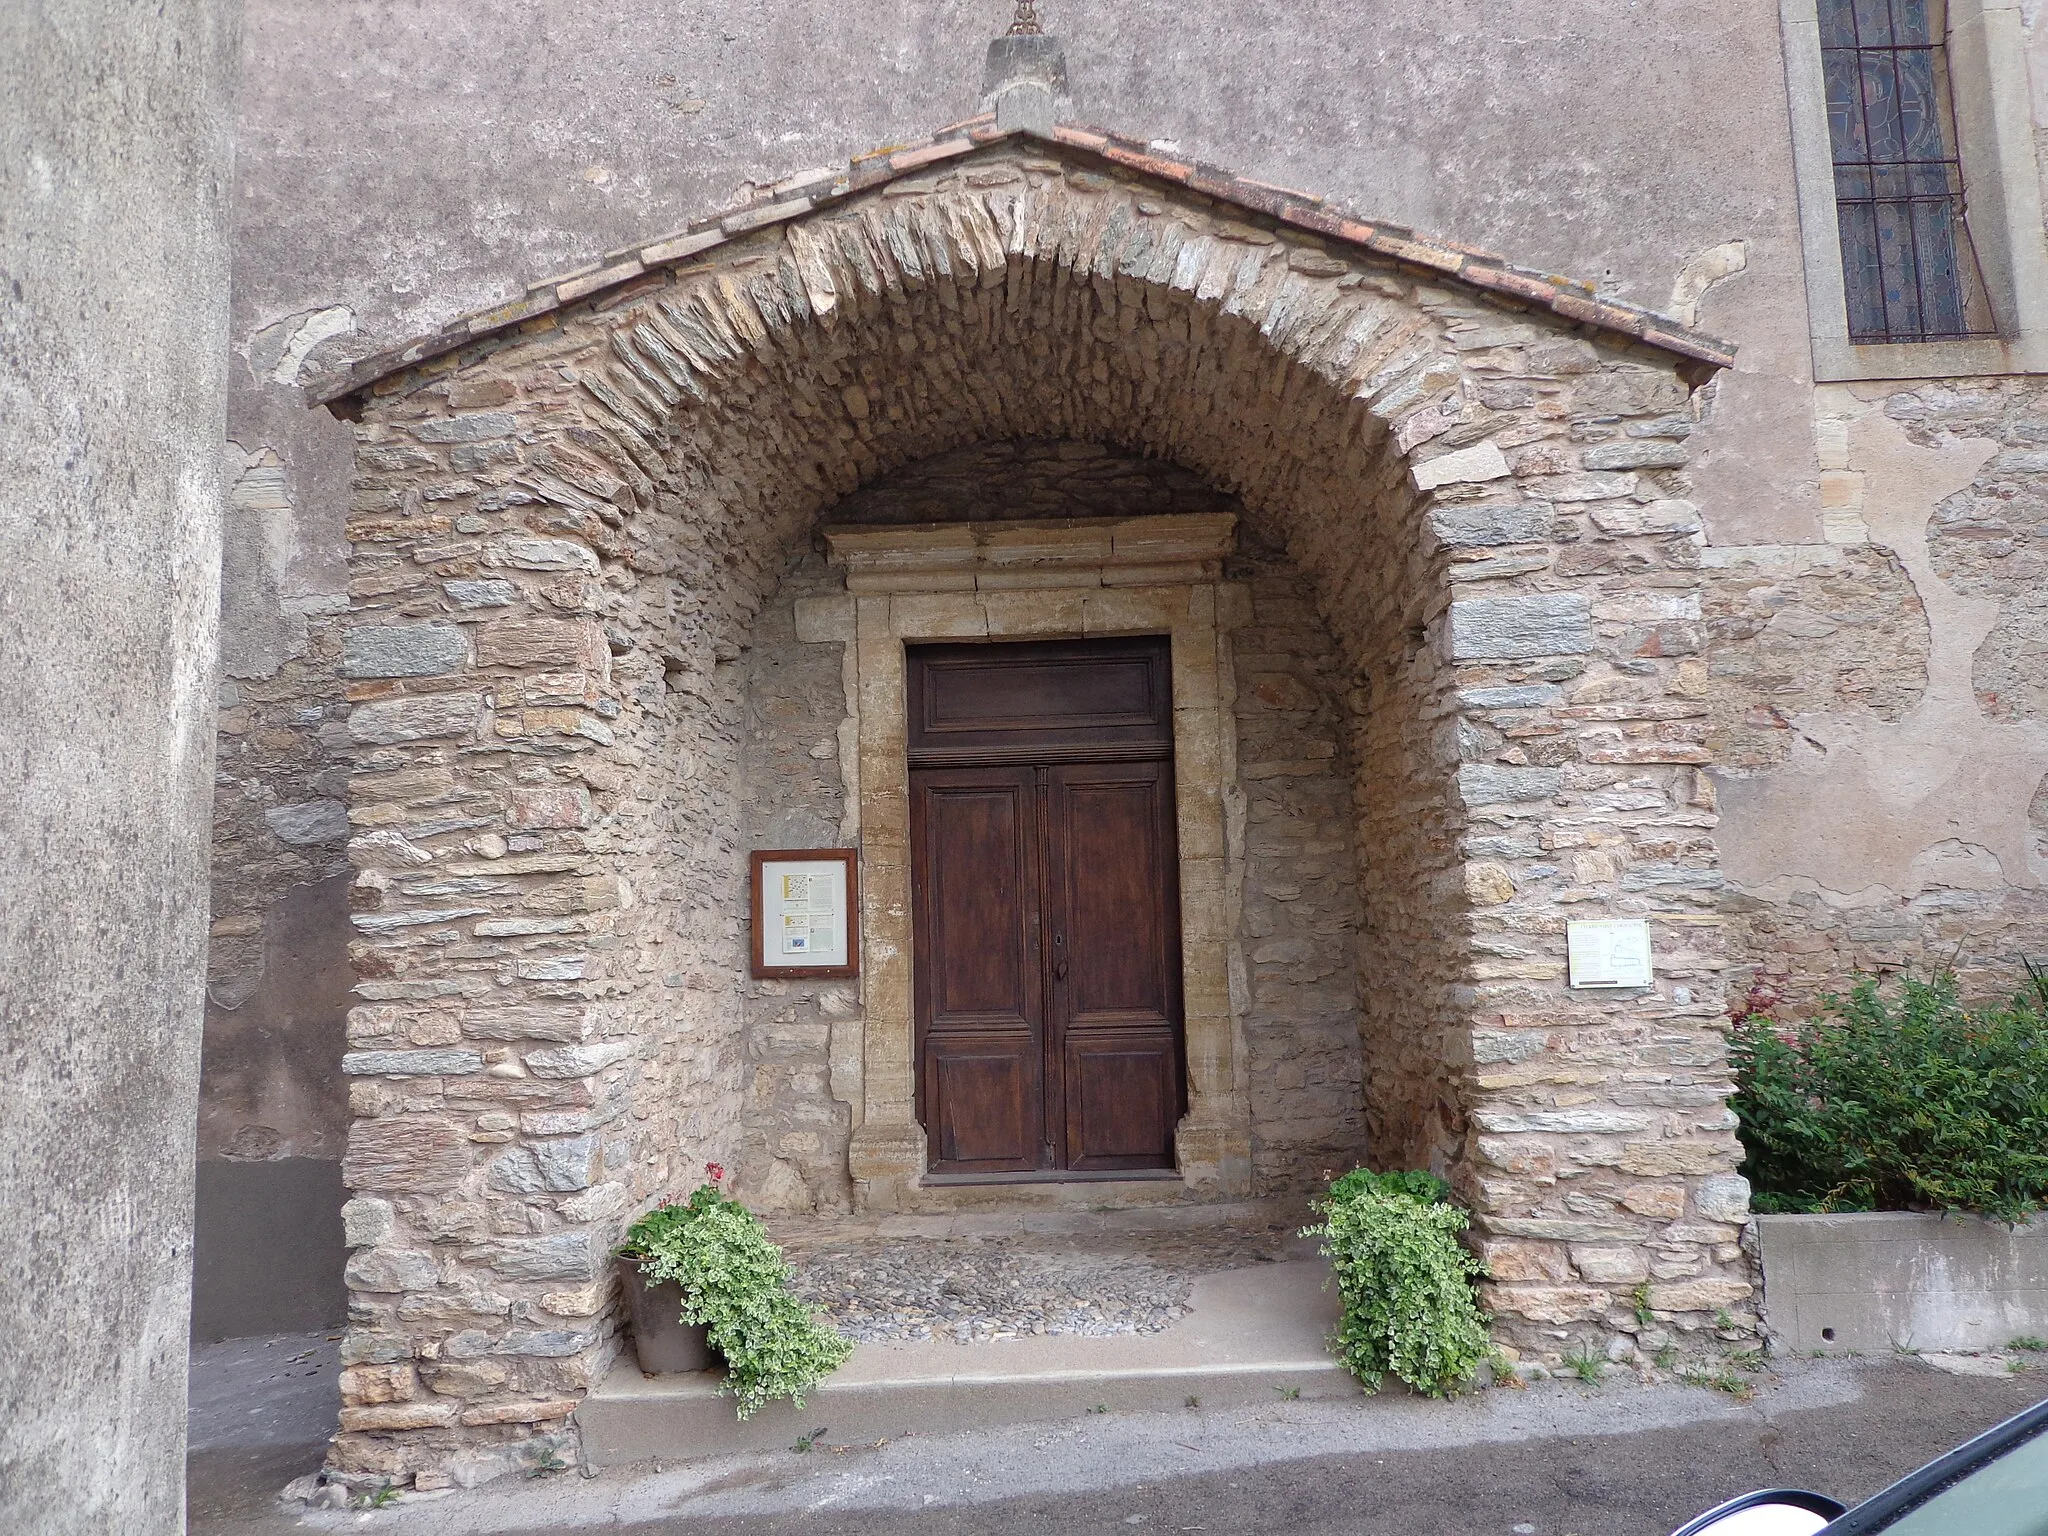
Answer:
[[819, 515, 1252, 1210]]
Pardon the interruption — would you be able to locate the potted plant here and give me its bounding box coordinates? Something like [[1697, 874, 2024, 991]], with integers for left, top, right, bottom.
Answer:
[[616, 1162, 852, 1416], [1304, 1167, 1492, 1398]]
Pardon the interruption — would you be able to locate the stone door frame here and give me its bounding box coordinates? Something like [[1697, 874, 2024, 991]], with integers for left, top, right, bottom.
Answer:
[[810, 515, 1252, 1210]]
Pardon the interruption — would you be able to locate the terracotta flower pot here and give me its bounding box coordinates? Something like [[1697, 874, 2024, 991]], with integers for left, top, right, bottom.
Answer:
[[620, 1263, 715, 1375]]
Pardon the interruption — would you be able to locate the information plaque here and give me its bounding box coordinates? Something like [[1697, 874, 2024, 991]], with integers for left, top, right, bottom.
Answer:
[[1566, 918, 1654, 990], [749, 849, 859, 979]]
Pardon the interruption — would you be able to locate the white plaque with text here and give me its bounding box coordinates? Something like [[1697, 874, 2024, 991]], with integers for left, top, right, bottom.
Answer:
[[1567, 918, 1654, 990]]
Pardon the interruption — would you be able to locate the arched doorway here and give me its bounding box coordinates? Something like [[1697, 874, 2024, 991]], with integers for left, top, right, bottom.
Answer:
[[323, 121, 1747, 1483]]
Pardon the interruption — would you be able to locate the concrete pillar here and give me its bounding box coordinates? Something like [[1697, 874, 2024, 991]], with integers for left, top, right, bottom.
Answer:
[[0, 2, 236, 1531]]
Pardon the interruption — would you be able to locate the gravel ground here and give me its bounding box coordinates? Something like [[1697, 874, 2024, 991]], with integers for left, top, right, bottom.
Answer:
[[779, 1222, 1307, 1344]]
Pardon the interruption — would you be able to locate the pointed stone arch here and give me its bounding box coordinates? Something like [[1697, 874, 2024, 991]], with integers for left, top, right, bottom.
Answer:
[[330, 128, 1750, 1485]]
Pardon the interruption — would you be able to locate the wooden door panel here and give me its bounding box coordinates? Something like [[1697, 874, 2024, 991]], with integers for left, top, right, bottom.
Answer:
[[928, 1038, 1037, 1170], [1055, 772, 1176, 1021], [916, 775, 1036, 1024], [1064, 1037, 1179, 1169], [911, 767, 1043, 1176], [1047, 761, 1184, 1171]]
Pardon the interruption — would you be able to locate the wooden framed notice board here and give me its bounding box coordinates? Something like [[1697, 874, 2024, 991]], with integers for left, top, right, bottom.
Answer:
[[749, 849, 859, 980]]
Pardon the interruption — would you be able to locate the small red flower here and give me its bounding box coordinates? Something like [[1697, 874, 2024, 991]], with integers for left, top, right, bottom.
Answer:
[[705, 1161, 726, 1182]]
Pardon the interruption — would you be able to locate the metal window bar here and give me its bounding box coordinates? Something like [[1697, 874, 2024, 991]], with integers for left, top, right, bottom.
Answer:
[[1819, 0, 1997, 344]]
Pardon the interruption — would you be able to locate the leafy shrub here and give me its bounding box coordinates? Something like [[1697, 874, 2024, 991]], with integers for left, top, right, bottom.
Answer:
[[1731, 970, 2048, 1223], [620, 1169, 851, 1417], [1303, 1168, 1491, 1398]]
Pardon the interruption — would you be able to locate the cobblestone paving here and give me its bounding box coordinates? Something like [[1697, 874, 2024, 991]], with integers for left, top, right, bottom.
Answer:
[[779, 1222, 1306, 1344]]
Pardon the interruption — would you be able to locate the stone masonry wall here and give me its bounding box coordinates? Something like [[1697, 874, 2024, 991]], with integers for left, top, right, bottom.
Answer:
[[328, 140, 1752, 1483], [1229, 549, 1368, 1192], [1713, 379, 2048, 1020]]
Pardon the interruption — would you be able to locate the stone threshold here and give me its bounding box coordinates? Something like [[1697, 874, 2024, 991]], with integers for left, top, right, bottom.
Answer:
[[578, 1256, 1353, 1469]]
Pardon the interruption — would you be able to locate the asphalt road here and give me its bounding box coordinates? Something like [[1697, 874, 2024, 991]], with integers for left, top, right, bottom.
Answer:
[[191, 1354, 2045, 1535]]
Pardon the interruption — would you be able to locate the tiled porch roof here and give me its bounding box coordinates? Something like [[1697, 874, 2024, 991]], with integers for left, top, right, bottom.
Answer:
[[308, 115, 1737, 411]]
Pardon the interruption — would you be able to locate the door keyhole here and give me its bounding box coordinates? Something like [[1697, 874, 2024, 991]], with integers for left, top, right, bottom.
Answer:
[[1054, 932, 1068, 980]]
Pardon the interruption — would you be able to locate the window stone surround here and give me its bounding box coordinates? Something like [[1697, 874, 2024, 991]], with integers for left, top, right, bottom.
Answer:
[[1780, 0, 2048, 379]]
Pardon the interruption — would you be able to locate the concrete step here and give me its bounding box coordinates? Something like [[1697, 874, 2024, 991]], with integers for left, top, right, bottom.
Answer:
[[578, 1258, 1357, 1467]]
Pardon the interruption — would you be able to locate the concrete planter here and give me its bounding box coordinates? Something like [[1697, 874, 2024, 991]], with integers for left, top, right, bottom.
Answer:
[[1756, 1211, 2048, 1353], [620, 1264, 716, 1375]]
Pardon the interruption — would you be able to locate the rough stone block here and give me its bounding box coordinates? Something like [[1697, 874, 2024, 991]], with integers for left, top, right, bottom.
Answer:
[[525, 1041, 633, 1079], [1582, 439, 1689, 471], [339, 1402, 460, 1432], [1646, 1278, 1753, 1313], [490, 1232, 601, 1282], [1616, 1140, 1734, 1176], [342, 1117, 469, 1193], [410, 411, 515, 443], [347, 693, 486, 745], [1488, 1284, 1610, 1323], [507, 786, 593, 829], [444, 578, 519, 609], [475, 617, 603, 670], [490, 538, 599, 574], [264, 799, 350, 846], [343, 1049, 484, 1077], [1445, 592, 1593, 661], [1429, 501, 1552, 548], [1693, 1174, 1752, 1224], [341, 1196, 395, 1248], [345, 1247, 442, 1293], [1472, 1108, 1649, 1134], [1455, 764, 1563, 806], [488, 1135, 598, 1193], [1412, 440, 1511, 490], [1571, 1245, 1649, 1284], [343, 624, 469, 679]]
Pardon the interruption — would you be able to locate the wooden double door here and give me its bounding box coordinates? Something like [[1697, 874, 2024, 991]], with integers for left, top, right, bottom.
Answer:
[[909, 637, 1187, 1180]]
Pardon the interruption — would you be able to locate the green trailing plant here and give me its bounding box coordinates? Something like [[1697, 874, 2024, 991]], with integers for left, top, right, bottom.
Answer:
[[1303, 1168, 1492, 1399], [619, 1164, 851, 1418], [1730, 968, 2048, 1222]]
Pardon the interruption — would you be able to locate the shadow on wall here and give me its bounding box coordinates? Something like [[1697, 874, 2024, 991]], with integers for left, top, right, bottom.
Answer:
[[194, 872, 354, 1341]]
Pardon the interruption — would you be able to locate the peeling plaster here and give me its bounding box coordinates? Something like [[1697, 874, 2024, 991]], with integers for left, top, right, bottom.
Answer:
[[1718, 398, 2048, 900], [247, 304, 355, 387], [1669, 239, 1748, 328]]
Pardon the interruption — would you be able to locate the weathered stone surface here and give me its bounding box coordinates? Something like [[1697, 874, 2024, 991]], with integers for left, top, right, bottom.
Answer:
[[489, 1232, 601, 1282], [489, 538, 599, 574], [1429, 502, 1552, 549], [444, 579, 519, 609], [1412, 440, 1511, 490], [344, 1247, 441, 1292], [474, 618, 602, 671], [1444, 593, 1593, 661], [1694, 1174, 1752, 1225], [346, 693, 486, 745], [342, 624, 469, 679], [342, 1049, 483, 1077], [342, 1117, 469, 1193], [263, 799, 350, 846], [1455, 764, 1563, 806], [523, 1042, 633, 1079], [1472, 1109, 1650, 1134]]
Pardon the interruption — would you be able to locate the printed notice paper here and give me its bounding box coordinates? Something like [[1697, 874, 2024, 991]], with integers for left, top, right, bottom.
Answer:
[[754, 857, 853, 972]]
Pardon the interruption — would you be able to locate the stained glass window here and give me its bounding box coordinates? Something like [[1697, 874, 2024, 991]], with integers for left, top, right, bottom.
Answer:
[[1820, 0, 1996, 343]]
